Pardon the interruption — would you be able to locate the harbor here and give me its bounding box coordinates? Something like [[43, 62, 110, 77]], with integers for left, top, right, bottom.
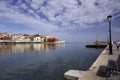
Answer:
[[0, 0, 120, 80], [0, 42, 103, 80]]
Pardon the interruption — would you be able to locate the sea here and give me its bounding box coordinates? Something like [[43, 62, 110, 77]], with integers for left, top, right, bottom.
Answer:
[[0, 42, 103, 80]]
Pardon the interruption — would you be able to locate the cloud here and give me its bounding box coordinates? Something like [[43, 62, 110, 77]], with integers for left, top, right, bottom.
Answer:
[[20, 3, 29, 10], [0, 1, 58, 33], [0, 0, 120, 33], [38, 0, 120, 29]]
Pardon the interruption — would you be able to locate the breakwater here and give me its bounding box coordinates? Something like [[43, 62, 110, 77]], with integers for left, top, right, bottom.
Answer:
[[85, 44, 107, 48]]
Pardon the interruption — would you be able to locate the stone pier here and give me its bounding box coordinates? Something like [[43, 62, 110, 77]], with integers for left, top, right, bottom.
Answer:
[[64, 46, 108, 80], [64, 45, 120, 80]]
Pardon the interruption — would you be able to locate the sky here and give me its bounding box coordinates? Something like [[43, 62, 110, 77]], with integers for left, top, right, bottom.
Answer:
[[0, 0, 120, 42]]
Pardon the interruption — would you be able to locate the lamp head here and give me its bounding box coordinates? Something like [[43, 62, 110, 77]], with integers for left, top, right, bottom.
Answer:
[[107, 15, 112, 21]]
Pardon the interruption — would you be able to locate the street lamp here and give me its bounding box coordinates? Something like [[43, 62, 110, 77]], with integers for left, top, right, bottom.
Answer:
[[107, 15, 113, 55]]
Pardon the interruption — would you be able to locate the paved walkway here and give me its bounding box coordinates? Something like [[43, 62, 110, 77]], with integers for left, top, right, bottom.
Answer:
[[108, 44, 120, 61], [107, 44, 120, 80]]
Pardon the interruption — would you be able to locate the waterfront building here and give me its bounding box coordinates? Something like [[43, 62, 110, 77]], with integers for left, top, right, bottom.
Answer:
[[0, 32, 62, 43], [0, 34, 4, 42], [44, 35, 59, 42], [23, 34, 31, 42], [0, 33, 11, 42], [32, 34, 42, 42], [12, 34, 25, 42], [41, 36, 45, 42]]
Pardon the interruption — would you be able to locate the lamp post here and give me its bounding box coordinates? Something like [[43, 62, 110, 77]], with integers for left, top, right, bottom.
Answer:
[[107, 15, 113, 55]]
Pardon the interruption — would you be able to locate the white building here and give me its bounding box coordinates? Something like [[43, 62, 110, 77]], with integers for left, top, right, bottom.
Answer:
[[12, 34, 25, 42], [33, 36, 42, 42]]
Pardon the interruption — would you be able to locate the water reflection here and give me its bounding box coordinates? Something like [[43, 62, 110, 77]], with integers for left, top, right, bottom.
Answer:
[[0, 43, 64, 54], [0, 43, 103, 80]]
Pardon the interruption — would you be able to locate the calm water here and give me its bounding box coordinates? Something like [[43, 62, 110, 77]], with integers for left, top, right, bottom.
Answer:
[[0, 43, 103, 80]]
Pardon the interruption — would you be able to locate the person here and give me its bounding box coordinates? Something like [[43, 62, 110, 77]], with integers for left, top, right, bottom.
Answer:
[[116, 40, 120, 50]]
